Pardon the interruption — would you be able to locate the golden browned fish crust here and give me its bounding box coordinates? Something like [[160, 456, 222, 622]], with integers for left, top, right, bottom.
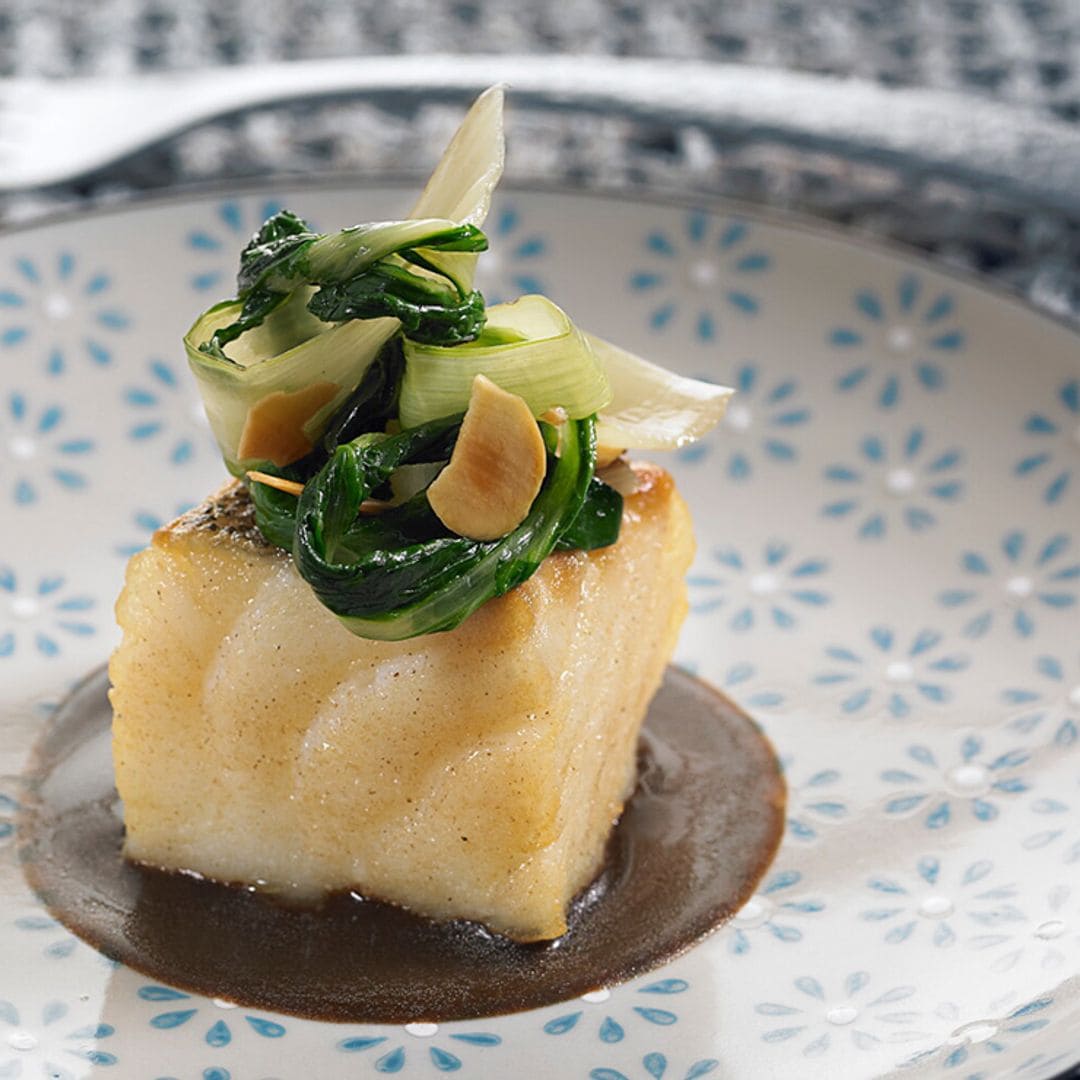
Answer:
[[110, 464, 693, 941]]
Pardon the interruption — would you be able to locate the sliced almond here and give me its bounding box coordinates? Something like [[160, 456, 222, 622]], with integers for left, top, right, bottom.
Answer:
[[236, 381, 340, 467], [595, 444, 627, 469], [427, 374, 546, 541]]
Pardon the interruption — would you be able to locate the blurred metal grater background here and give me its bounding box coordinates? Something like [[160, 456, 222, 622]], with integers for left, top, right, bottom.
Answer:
[[3, 0, 1079, 102], [3, 0, 1080, 329]]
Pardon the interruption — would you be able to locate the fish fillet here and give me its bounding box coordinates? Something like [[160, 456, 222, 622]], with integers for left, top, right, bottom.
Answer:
[[110, 464, 693, 941]]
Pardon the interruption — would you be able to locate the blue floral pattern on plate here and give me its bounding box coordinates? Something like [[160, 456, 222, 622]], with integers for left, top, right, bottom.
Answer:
[[687, 540, 830, 629], [0, 792, 16, 846], [589, 1054, 719, 1080], [879, 736, 1031, 828], [821, 426, 964, 538], [781, 760, 849, 842], [1014, 378, 1079, 505], [676, 362, 811, 476], [629, 213, 770, 340], [0, 1001, 117, 1075], [828, 273, 964, 408], [542, 980, 690, 1044], [754, 971, 924, 1057], [2, 391, 94, 505], [0, 251, 130, 374], [12, 913, 81, 961], [902, 996, 1059, 1074], [813, 626, 968, 718], [123, 357, 216, 466], [859, 856, 1019, 947], [938, 531, 1079, 639], [1002, 655, 1080, 748], [338, 1025, 501, 1073], [136, 985, 286, 1046], [0, 567, 96, 659], [725, 870, 826, 953]]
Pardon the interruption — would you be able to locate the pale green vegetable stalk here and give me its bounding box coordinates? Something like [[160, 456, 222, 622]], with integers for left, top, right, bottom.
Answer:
[[389, 461, 446, 504], [185, 87, 506, 474], [185, 301, 398, 476], [589, 333, 734, 450], [409, 85, 505, 292], [398, 295, 613, 428]]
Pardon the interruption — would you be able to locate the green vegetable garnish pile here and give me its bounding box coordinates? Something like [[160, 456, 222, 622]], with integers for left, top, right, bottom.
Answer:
[[184, 88, 732, 642]]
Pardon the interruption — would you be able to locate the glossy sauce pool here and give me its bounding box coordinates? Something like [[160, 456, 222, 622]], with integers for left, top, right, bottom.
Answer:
[[18, 665, 784, 1023]]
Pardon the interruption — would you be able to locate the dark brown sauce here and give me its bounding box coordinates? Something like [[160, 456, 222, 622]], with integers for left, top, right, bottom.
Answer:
[[18, 665, 784, 1023]]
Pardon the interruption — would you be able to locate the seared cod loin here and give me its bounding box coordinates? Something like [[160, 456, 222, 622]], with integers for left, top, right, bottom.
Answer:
[[110, 464, 693, 941]]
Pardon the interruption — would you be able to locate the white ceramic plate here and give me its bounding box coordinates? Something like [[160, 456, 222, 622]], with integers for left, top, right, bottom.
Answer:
[[1, 185, 1079, 1080]]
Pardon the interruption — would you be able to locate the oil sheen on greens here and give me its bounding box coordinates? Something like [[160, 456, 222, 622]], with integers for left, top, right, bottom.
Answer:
[[220, 209, 622, 641]]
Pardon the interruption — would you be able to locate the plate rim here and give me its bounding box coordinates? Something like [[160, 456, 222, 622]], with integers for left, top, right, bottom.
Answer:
[[4, 175, 1080, 359]]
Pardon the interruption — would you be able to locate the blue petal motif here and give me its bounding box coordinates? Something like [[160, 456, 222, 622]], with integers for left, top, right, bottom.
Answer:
[[794, 976, 824, 1000], [755, 1003, 800, 1017], [763, 870, 800, 894], [138, 986, 190, 1002], [831, 329, 862, 347], [150, 1009, 197, 1029], [375, 1046, 406, 1073], [762, 1025, 807, 1044], [631, 214, 769, 335], [633, 1008, 678, 1026], [543, 1012, 582, 1035], [640, 979, 689, 995], [645, 1054, 667, 1079], [430, 1046, 462, 1071], [339, 1036, 388, 1051], [205, 1020, 231, 1047], [449, 1033, 502, 1046], [76, 1049, 118, 1066], [768, 923, 802, 943], [245, 1016, 285, 1038], [884, 794, 926, 814], [599, 1016, 624, 1043]]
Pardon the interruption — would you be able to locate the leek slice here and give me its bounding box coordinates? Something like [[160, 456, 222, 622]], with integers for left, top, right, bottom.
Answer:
[[398, 295, 612, 428], [185, 303, 398, 475], [588, 333, 734, 450], [186, 87, 505, 473], [410, 85, 505, 293], [389, 461, 445, 503]]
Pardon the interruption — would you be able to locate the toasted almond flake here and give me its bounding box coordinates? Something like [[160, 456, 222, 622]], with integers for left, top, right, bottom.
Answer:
[[595, 444, 626, 469], [236, 381, 341, 467], [427, 374, 546, 541]]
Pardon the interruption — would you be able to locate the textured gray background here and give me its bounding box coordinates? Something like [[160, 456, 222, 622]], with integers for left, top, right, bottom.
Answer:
[[3, 2, 1080, 321], [3, 0, 1080, 113]]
